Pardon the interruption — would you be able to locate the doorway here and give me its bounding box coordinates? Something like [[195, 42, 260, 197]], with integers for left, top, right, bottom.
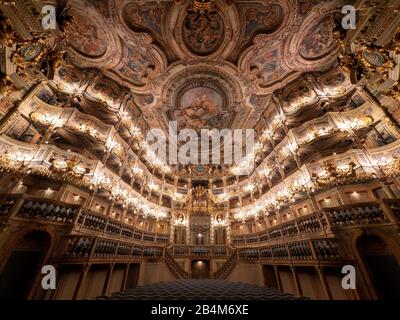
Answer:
[[125, 264, 140, 290], [191, 260, 210, 279], [0, 231, 51, 300], [357, 234, 400, 300], [262, 265, 278, 289]]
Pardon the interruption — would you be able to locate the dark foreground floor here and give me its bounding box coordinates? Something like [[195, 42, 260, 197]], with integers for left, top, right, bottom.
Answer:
[[96, 279, 307, 300]]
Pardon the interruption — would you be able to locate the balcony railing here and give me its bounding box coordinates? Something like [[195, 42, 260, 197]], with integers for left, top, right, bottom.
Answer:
[[231, 210, 328, 246], [0, 194, 169, 245], [230, 199, 400, 247], [323, 201, 392, 228], [236, 239, 344, 263], [1, 194, 399, 272], [62, 235, 166, 261], [170, 245, 230, 258]]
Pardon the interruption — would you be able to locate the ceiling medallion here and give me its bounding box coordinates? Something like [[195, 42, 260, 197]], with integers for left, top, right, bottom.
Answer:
[[182, 10, 224, 55], [175, 0, 233, 20]]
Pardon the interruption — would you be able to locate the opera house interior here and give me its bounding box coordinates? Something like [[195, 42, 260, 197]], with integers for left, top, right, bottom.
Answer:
[[0, 0, 399, 303]]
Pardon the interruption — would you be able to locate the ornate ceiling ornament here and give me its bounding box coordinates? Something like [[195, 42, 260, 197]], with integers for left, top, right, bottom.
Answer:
[[153, 61, 254, 135], [187, 0, 217, 17], [0, 14, 18, 47], [165, 0, 240, 60], [175, 0, 234, 17], [182, 10, 224, 56], [61, 0, 122, 73], [239, 1, 340, 94], [388, 84, 400, 104], [65, 12, 107, 58], [299, 16, 336, 60], [0, 74, 18, 96]]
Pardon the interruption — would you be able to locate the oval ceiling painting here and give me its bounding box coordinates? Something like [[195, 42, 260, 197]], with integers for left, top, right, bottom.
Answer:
[[299, 16, 335, 60], [182, 13, 224, 56], [66, 12, 107, 57], [174, 86, 227, 130]]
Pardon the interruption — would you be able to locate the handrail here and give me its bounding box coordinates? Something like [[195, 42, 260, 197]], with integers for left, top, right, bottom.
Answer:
[[213, 250, 238, 279], [26, 90, 385, 191], [164, 249, 189, 279], [20, 94, 178, 190]]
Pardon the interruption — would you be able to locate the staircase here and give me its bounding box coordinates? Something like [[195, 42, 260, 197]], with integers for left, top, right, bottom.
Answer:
[[213, 250, 238, 279], [164, 249, 189, 279]]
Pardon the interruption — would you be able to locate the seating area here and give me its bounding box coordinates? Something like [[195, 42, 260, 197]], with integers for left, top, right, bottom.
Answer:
[[97, 280, 305, 300]]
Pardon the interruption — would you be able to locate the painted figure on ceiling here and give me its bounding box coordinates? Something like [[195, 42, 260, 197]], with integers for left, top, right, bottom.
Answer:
[[178, 94, 220, 129], [183, 13, 224, 55]]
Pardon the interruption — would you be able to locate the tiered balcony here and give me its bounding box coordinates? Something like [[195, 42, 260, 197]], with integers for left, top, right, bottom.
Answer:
[[230, 199, 400, 247], [1, 192, 399, 284], [237, 239, 344, 263], [62, 235, 166, 262], [21, 86, 394, 191], [0, 194, 170, 245]]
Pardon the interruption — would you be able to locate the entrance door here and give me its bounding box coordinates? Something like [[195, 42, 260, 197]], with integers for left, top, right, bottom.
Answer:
[[125, 264, 140, 289], [263, 265, 278, 289], [0, 251, 44, 300], [191, 260, 210, 279], [357, 234, 400, 300], [364, 254, 400, 300], [0, 231, 50, 300]]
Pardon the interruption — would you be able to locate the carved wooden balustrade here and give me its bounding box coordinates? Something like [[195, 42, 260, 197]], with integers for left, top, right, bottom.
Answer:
[[0, 194, 81, 225], [1, 194, 399, 281], [236, 238, 345, 263], [60, 235, 165, 263], [213, 250, 238, 280], [75, 209, 169, 244], [231, 211, 328, 246], [164, 249, 190, 279], [213, 238, 346, 280], [386, 199, 400, 221], [170, 245, 231, 258], [231, 199, 400, 248], [322, 201, 397, 228], [0, 194, 169, 245]]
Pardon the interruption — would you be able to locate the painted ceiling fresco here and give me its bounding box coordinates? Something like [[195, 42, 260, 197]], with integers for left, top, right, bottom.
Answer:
[[299, 16, 336, 59], [61, 0, 341, 134], [174, 86, 226, 130], [182, 13, 225, 56], [66, 10, 107, 57]]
